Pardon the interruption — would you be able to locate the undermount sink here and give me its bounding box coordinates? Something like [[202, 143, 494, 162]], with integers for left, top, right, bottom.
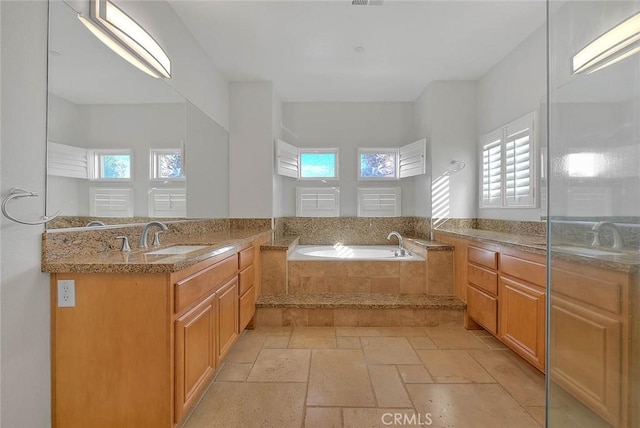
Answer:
[[554, 245, 620, 257], [146, 245, 209, 255]]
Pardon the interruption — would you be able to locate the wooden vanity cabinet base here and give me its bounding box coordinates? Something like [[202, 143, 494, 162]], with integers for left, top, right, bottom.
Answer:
[[51, 248, 243, 428]]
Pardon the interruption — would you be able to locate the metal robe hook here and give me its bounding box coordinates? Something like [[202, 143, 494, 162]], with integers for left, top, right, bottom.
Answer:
[[1, 187, 62, 225]]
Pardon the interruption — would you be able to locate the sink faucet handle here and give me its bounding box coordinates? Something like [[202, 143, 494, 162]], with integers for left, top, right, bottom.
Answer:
[[116, 236, 131, 252], [152, 230, 164, 246]]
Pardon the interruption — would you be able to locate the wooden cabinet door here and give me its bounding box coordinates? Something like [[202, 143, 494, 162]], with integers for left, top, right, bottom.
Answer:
[[175, 293, 217, 422], [549, 294, 622, 426], [499, 276, 546, 372], [217, 277, 239, 361]]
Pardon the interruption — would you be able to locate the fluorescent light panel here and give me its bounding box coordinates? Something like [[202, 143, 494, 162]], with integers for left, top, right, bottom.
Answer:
[[78, 0, 171, 79], [572, 12, 640, 74]]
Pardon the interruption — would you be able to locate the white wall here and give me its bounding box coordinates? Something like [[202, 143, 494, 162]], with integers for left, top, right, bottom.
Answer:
[[281, 102, 416, 217], [229, 82, 275, 218], [1, 1, 51, 426], [272, 90, 284, 218], [47, 102, 186, 217], [476, 23, 546, 221], [186, 101, 229, 218], [413, 81, 477, 219], [0, 1, 230, 425], [65, 0, 229, 130]]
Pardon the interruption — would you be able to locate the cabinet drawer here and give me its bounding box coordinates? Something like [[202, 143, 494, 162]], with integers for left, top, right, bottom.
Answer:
[[239, 246, 255, 270], [468, 246, 498, 270], [175, 255, 237, 314], [501, 254, 546, 287], [238, 264, 255, 296], [466, 285, 498, 334], [468, 264, 498, 295], [551, 264, 623, 314], [239, 285, 256, 331]]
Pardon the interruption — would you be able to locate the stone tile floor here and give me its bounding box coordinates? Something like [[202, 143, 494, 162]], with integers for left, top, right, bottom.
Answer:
[[181, 326, 548, 428]]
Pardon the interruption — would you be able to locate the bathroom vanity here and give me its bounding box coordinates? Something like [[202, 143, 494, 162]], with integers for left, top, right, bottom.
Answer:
[[45, 231, 269, 428]]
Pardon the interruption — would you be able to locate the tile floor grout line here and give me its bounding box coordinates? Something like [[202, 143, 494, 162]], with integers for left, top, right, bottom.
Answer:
[[466, 348, 542, 419], [300, 345, 313, 428]]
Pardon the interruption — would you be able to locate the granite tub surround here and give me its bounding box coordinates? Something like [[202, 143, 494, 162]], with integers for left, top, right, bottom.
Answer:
[[277, 217, 430, 245], [260, 236, 299, 295], [42, 218, 272, 273]]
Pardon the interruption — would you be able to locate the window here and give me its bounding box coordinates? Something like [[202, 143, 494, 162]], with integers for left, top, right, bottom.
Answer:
[[358, 149, 398, 180], [150, 149, 184, 180], [89, 150, 132, 180], [357, 140, 427, 180], [299, 149, 338, 179], [480, 112, 536, 208], [276, 140, 338, 180]]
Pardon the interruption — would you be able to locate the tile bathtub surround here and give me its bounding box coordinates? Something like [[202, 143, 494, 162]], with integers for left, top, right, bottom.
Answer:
[[287, 260, 427, 295], [180, 326, 545, 428]]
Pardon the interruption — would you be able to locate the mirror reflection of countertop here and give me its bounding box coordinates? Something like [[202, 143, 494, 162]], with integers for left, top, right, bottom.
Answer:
[[436, 228, 640, 273]]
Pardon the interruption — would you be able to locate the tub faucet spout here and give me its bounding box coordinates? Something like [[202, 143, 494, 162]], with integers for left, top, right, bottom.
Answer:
[[387, 231, 406, 256]]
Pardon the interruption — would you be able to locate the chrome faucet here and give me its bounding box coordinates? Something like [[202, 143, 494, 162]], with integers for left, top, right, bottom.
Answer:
[[139, 221, 169, 248], [387, 231, 407, 256], [590, 221, 624, 249]]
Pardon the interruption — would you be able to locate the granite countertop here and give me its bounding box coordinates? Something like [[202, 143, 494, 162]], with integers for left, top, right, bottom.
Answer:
[[42, 229, 272, 274], [261, 235, 299, 251], [257, 293, 466, 309], [437, 228, 640, 273], [436, 228, 547, 253]]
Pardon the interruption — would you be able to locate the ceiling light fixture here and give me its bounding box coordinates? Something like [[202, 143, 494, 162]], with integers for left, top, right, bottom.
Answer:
[[78, 0, 171, 79], [354, 46, 366, 54], [572, 11, 640, 74]]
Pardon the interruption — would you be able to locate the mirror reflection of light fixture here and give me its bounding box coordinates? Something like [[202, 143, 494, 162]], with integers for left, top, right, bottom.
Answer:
[[572, 12, 640, 74], [78, 0, 171, 78]]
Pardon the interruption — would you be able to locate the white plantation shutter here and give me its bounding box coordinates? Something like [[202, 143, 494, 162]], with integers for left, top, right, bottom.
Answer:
[[90, 188, 133, 217], [276, 139, 299, 178], [504, 115, 534, 206], [399, 139, 426, 178], [296, 187, 340, 217], [47, 142, 88, 179], [481, 130, 503, 207], [357, 187, 401, 217], [149, 188, 186, 217], [479, 112, 536, 208]]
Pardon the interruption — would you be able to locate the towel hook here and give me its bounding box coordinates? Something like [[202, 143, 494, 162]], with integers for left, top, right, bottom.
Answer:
[[1, 187, 62, 225]]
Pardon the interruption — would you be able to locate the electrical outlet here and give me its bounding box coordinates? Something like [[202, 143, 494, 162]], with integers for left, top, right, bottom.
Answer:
[[57, 280, 76, 307]]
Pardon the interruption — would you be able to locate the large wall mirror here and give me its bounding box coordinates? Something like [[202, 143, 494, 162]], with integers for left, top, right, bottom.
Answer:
[[46, 0, 228, 228]]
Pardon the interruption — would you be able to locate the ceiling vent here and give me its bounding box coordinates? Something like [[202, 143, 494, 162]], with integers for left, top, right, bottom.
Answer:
[[352, 0, 384, 5]]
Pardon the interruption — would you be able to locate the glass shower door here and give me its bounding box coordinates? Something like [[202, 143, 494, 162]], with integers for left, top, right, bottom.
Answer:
[[548, 1, 640, 427]]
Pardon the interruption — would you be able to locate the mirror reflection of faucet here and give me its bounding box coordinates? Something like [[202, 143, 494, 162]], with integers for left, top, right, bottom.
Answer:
[[590, 221, 624, 250]]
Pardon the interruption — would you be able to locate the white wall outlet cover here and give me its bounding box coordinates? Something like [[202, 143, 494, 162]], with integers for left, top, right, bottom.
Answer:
[[57, 279, 76, 307]]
